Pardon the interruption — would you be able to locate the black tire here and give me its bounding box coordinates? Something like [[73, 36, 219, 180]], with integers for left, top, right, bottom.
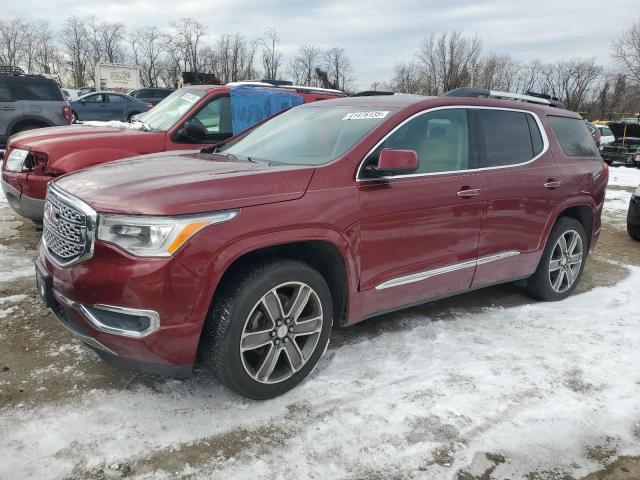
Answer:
[[12, 123, 45, 134], [628, 209, 640, 241], [71, 110, 78, 123], [526, 216, 587, 301], [201, 259, 333, 399], [127, 112, 140, 121]]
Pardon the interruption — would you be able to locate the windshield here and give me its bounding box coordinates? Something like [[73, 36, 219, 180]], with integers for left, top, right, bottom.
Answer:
[[135, 89, 205, 132], [222, 105, 395, 165]]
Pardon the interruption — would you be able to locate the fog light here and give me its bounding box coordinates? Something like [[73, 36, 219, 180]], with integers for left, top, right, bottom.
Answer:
[[78, 304, 159, 337]]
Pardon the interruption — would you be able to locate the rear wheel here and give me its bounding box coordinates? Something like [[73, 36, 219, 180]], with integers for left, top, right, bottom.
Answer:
[[628, 208, 640, 241], [201, 259, 333, 399], [71, 110, 78, 123], [526, 217, 587, 301]]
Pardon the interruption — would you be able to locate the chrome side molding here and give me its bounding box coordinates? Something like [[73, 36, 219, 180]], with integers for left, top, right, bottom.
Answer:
[[375, 251, 521, 290]]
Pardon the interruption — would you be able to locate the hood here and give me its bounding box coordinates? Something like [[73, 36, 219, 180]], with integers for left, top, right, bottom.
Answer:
[[54, 151, 316, 215], [9, 125, 165, 173], [607, 122, 640, 140]]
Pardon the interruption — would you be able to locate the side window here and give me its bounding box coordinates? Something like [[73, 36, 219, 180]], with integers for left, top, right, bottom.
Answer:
[[478, 110, 538, 168], [371, 109, 470, 174], [8, 79, 63, 101], [191, 96, 232, 136], [108, 94, 125, 103], [0, 79, 13, 102], [547, 116, 600, 157], [84, 94, 105, 103]]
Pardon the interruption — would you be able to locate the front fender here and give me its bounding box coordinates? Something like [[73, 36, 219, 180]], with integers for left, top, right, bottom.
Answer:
[[189, 227, 360, 330]]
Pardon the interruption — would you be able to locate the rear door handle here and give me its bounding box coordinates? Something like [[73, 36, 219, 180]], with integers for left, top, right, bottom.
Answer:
[[457, 188, 481, 198], [544, 181, 563, 189]]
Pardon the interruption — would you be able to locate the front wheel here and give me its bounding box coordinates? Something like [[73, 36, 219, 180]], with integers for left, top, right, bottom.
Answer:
[[201, 260, 333, 399], [526, 217, 587, 301]]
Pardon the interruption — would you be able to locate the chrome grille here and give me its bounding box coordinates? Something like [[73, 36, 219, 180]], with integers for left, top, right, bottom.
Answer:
[[43, 187, 95, 266]]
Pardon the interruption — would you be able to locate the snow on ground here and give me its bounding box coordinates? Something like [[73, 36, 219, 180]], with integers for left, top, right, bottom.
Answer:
[[607, 165, 640, 189], [0, 187, 34, 283]]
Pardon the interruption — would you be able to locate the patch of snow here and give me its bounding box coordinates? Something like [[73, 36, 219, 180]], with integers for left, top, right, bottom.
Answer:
[[0, 306, 18, 319], [81, 120, 146, 130], [604, 188, 633, 214], [0, 294, 27, 304], [0, 244, 34, 283], [607, 166, 640, 189], [2, 266, 640, 479]]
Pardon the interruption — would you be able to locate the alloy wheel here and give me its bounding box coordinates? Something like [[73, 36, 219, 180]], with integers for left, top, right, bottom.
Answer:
[[548, 229, 583, 293], [240, 282, 323, 384]]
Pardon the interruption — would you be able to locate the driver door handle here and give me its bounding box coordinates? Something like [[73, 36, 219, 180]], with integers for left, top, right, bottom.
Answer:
[[457, 188, 481, 198], [544, 180, 563, 189]]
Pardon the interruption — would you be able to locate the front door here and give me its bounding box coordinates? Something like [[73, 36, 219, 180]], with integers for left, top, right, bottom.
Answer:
[[357, 107, 485, 315], [106, 94, 127, 121]]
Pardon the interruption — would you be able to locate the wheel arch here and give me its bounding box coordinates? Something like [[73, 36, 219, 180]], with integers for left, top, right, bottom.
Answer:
[[9, 115, 53, 135], [211, 239, 351, 328], [541, 200, 595, 253]]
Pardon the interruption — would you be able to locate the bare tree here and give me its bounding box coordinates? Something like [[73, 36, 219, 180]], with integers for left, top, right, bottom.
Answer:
[[34, 21, 62, 75], [539, 58, 603, 111], [417, 32, 482, 94], [130, 26, 167, 87], [60, 16, 91, 87], [0, 18, 28, 68], [611, 19, 640, 84], [475, 53, 520, 91], [390, 61, 428, 94], [100, 21, 126, 63], [261, 28, 281, 80], [169, 18, 207, 72], [214, 33, 258, 83], [323, 47, 353, 91], [289, 44, 321, 86]]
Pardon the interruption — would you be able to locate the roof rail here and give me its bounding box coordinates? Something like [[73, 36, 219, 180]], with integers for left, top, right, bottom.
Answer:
[[226, 80, 345, 95], [0, 65, 25, 76], [352, 91, 395, 97], [443, 87, 566, 109]]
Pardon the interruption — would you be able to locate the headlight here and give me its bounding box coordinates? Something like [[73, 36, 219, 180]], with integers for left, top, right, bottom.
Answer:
[[97, 210, 239, 257], [5, 149, 29, 172]]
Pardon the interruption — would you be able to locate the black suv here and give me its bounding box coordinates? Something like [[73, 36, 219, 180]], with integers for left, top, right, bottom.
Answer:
[[0, 67, 72, 148]]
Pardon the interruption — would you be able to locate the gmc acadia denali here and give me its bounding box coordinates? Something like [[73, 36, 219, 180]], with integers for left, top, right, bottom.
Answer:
[[33, 89, 607, 399]]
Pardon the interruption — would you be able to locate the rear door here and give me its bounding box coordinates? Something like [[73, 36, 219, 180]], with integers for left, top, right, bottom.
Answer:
[[0, 77, 21, 141], [357, 107, 485, 312], [471, 107, 563, 288], [106, 94, 127, 121]]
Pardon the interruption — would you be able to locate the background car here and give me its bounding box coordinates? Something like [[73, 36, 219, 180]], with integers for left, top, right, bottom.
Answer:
[[595, 123, 615, 145], [0, 69, 72, 148], [77, 86, 96, 96], [629, 186, 640, 240], [2, 83, 345, 221], [129, 87, 174, 106], [585, 120, 601, 148], [62, 88, 80, 101], [69, 92, 151, 122]]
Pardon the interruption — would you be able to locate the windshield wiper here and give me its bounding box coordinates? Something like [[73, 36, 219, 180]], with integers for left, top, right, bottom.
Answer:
[[201, 141, 226, 154]]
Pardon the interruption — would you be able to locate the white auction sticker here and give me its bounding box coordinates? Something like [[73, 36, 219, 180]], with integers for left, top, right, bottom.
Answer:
[[181, 93, 200, 104], [342, 111, 390, 120]]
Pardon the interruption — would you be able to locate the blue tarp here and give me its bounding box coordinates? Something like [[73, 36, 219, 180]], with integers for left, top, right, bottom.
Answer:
[[230, 86, 304, 135]]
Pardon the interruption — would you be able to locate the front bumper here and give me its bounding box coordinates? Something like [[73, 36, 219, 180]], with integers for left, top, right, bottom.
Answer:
[[2, 178, 45, 221], [36, 239, 206, 376]]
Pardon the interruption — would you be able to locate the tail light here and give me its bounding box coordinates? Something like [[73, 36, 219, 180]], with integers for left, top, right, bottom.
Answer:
[[62, 105, 73, 124], [145, 103, 153, 110]]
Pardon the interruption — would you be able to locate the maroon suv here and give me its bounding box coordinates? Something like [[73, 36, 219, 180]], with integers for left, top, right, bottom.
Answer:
[[35, 90, 607, 399]]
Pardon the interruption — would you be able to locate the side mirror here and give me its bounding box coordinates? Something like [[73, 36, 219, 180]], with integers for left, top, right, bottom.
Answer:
[[80, 99, 86, 104], [369, 149, 418, 177], [179, 121, 207, 142]]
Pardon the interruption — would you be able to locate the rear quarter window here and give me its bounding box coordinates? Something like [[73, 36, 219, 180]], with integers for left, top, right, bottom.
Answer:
[[8, 78, 63, 101], [548, 116, 599, 157]]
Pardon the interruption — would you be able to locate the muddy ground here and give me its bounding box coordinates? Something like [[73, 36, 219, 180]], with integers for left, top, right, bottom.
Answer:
[[1, 183, 640, 479]]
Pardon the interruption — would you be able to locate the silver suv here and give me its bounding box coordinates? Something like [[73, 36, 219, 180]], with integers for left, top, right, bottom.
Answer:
[[0, 68, 72, 148]]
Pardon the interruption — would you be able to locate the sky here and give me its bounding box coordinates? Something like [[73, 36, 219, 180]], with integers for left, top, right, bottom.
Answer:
[[5, 0, 639, 89]]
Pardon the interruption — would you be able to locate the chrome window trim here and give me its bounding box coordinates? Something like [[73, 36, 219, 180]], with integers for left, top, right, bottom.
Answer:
[[54, 290, 160, 338], [356, 105, 550, 182], [43, 183, 97, 267], [375, 250, 520, 290]]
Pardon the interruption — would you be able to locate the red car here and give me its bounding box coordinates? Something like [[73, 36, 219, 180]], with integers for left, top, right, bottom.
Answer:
[[34, 89, 606, 399], [1, 83, 344, 221]]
